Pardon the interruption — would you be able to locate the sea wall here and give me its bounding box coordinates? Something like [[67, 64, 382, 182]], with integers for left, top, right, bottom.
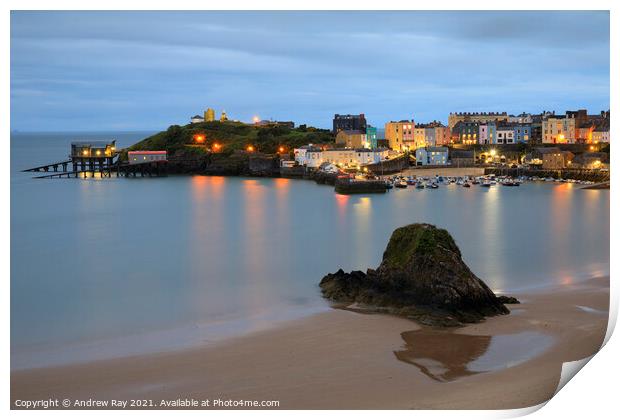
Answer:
[[364, 155, 409, 174], [166, 152, 280, 176], [334, 179, 387, 194], [485, 167, 610, 183]]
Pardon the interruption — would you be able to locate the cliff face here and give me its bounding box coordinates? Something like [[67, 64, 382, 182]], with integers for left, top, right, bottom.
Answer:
[[320, 224, 512, 326], [164, 150, 280, 176]]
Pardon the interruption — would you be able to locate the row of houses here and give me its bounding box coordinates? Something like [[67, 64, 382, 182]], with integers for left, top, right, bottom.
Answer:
[[333, 110, 610, 153], [448, 110, 609, 145], [413, 146, 609, 170]]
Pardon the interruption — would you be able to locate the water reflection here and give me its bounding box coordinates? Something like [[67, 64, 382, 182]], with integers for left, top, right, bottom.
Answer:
[[395, 330, 491, 381], [11, 135, 609, 368], [395, 329, 553, 382]]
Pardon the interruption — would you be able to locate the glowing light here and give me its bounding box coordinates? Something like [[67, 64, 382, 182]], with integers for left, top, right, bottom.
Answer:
[[96, 150, 101, 156], [490, 149, 497, 157], [278, 146, 285, 153], [252, 116, 260, 123], [193, 134, 206, 143], [590, 145, 595, 151], [247, 145, 255, 152], [82, 150, 88, 156], [213, 143, 221, 151]]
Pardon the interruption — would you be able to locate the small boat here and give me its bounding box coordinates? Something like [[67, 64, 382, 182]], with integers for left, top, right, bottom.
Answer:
[[384, 180, 394, 189], [429, 183, 439, 189], [395, 181, 407, 188], [406, 177, 416, 185], [416, 182, 425, 189], [481, 181, 491, 187], [463, 182, 471, 188]]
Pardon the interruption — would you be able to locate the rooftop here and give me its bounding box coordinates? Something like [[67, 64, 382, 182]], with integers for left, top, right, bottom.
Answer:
[[71, 141, 115, 147], [338, 130, 365, 135]]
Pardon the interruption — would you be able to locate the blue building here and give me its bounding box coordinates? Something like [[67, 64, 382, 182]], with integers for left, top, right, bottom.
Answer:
[[366, 126, 378, 148], [513, 124, 532, 143], [415, 146, 449, 166]]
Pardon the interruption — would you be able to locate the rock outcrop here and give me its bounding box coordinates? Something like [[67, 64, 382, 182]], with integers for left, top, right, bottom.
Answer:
[[320, 223, 515, 326]]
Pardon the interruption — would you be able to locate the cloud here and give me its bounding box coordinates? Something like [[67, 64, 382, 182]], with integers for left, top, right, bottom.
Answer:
[[10, 10, 610, 131]]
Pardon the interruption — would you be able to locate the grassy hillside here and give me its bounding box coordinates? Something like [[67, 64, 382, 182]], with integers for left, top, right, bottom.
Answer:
[[128, 121, 335, 157]]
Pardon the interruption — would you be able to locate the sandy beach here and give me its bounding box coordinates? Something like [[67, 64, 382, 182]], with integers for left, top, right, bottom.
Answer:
[[11, 276, 609, 410]]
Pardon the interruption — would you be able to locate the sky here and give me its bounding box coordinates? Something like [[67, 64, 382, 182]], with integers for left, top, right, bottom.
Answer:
[[10, 11, 610, 132]]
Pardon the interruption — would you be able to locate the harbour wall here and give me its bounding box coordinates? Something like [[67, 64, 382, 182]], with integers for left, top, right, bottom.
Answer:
[[484, 167, 610, 183]]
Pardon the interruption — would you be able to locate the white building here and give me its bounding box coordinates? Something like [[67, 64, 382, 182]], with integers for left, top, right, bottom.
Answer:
[[415, 147, 449, 166], [293, 145, 389, 169], [190, 115, 205, 124], [496, 128, 515, 144], [322, 148, 389, 167], [293, 145, 322, 166]]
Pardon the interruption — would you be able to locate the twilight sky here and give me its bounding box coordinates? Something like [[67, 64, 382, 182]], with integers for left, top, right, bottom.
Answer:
[[11, 11, 610, 132]]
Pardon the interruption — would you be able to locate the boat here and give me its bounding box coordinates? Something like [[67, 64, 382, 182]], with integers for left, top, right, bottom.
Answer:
[[463, 182, 471, 188], [384, 180, 393, 189], [416, 182, 425, 189], [395, 180, 408, 188], [429, 183, 439, 189], [481, 181, 491, 187]]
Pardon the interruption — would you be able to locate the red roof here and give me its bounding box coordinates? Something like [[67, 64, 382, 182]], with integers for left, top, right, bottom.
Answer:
[[128, 151, 167, 155]]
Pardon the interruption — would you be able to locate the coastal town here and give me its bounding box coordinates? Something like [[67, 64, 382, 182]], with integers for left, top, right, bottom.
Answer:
[[23, 106, 611, 191], [187, 107, 610, 171]]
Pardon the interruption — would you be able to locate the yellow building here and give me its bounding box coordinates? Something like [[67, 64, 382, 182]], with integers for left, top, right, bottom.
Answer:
[[220, 110, 228, 122], [335, 130, 367, 148], [448, 112, 508, 132], [204, 108, 216, 122], [542, 115, 576, 143], [413, 127, 426, 148], [385, 120, 415, 151]]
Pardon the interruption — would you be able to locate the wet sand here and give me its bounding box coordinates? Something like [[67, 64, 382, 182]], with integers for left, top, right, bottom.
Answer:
[[11, 277, 609, 409]]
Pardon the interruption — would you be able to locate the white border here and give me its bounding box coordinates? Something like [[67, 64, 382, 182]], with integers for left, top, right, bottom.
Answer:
[[3, 1, 616, 419]]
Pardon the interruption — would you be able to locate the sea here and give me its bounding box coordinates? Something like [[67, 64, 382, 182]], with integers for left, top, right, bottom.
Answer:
[[10, 131, 610, 369]]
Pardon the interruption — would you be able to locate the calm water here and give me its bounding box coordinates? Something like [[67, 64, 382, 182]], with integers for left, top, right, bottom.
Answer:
[[11, 133, 610, 369]]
